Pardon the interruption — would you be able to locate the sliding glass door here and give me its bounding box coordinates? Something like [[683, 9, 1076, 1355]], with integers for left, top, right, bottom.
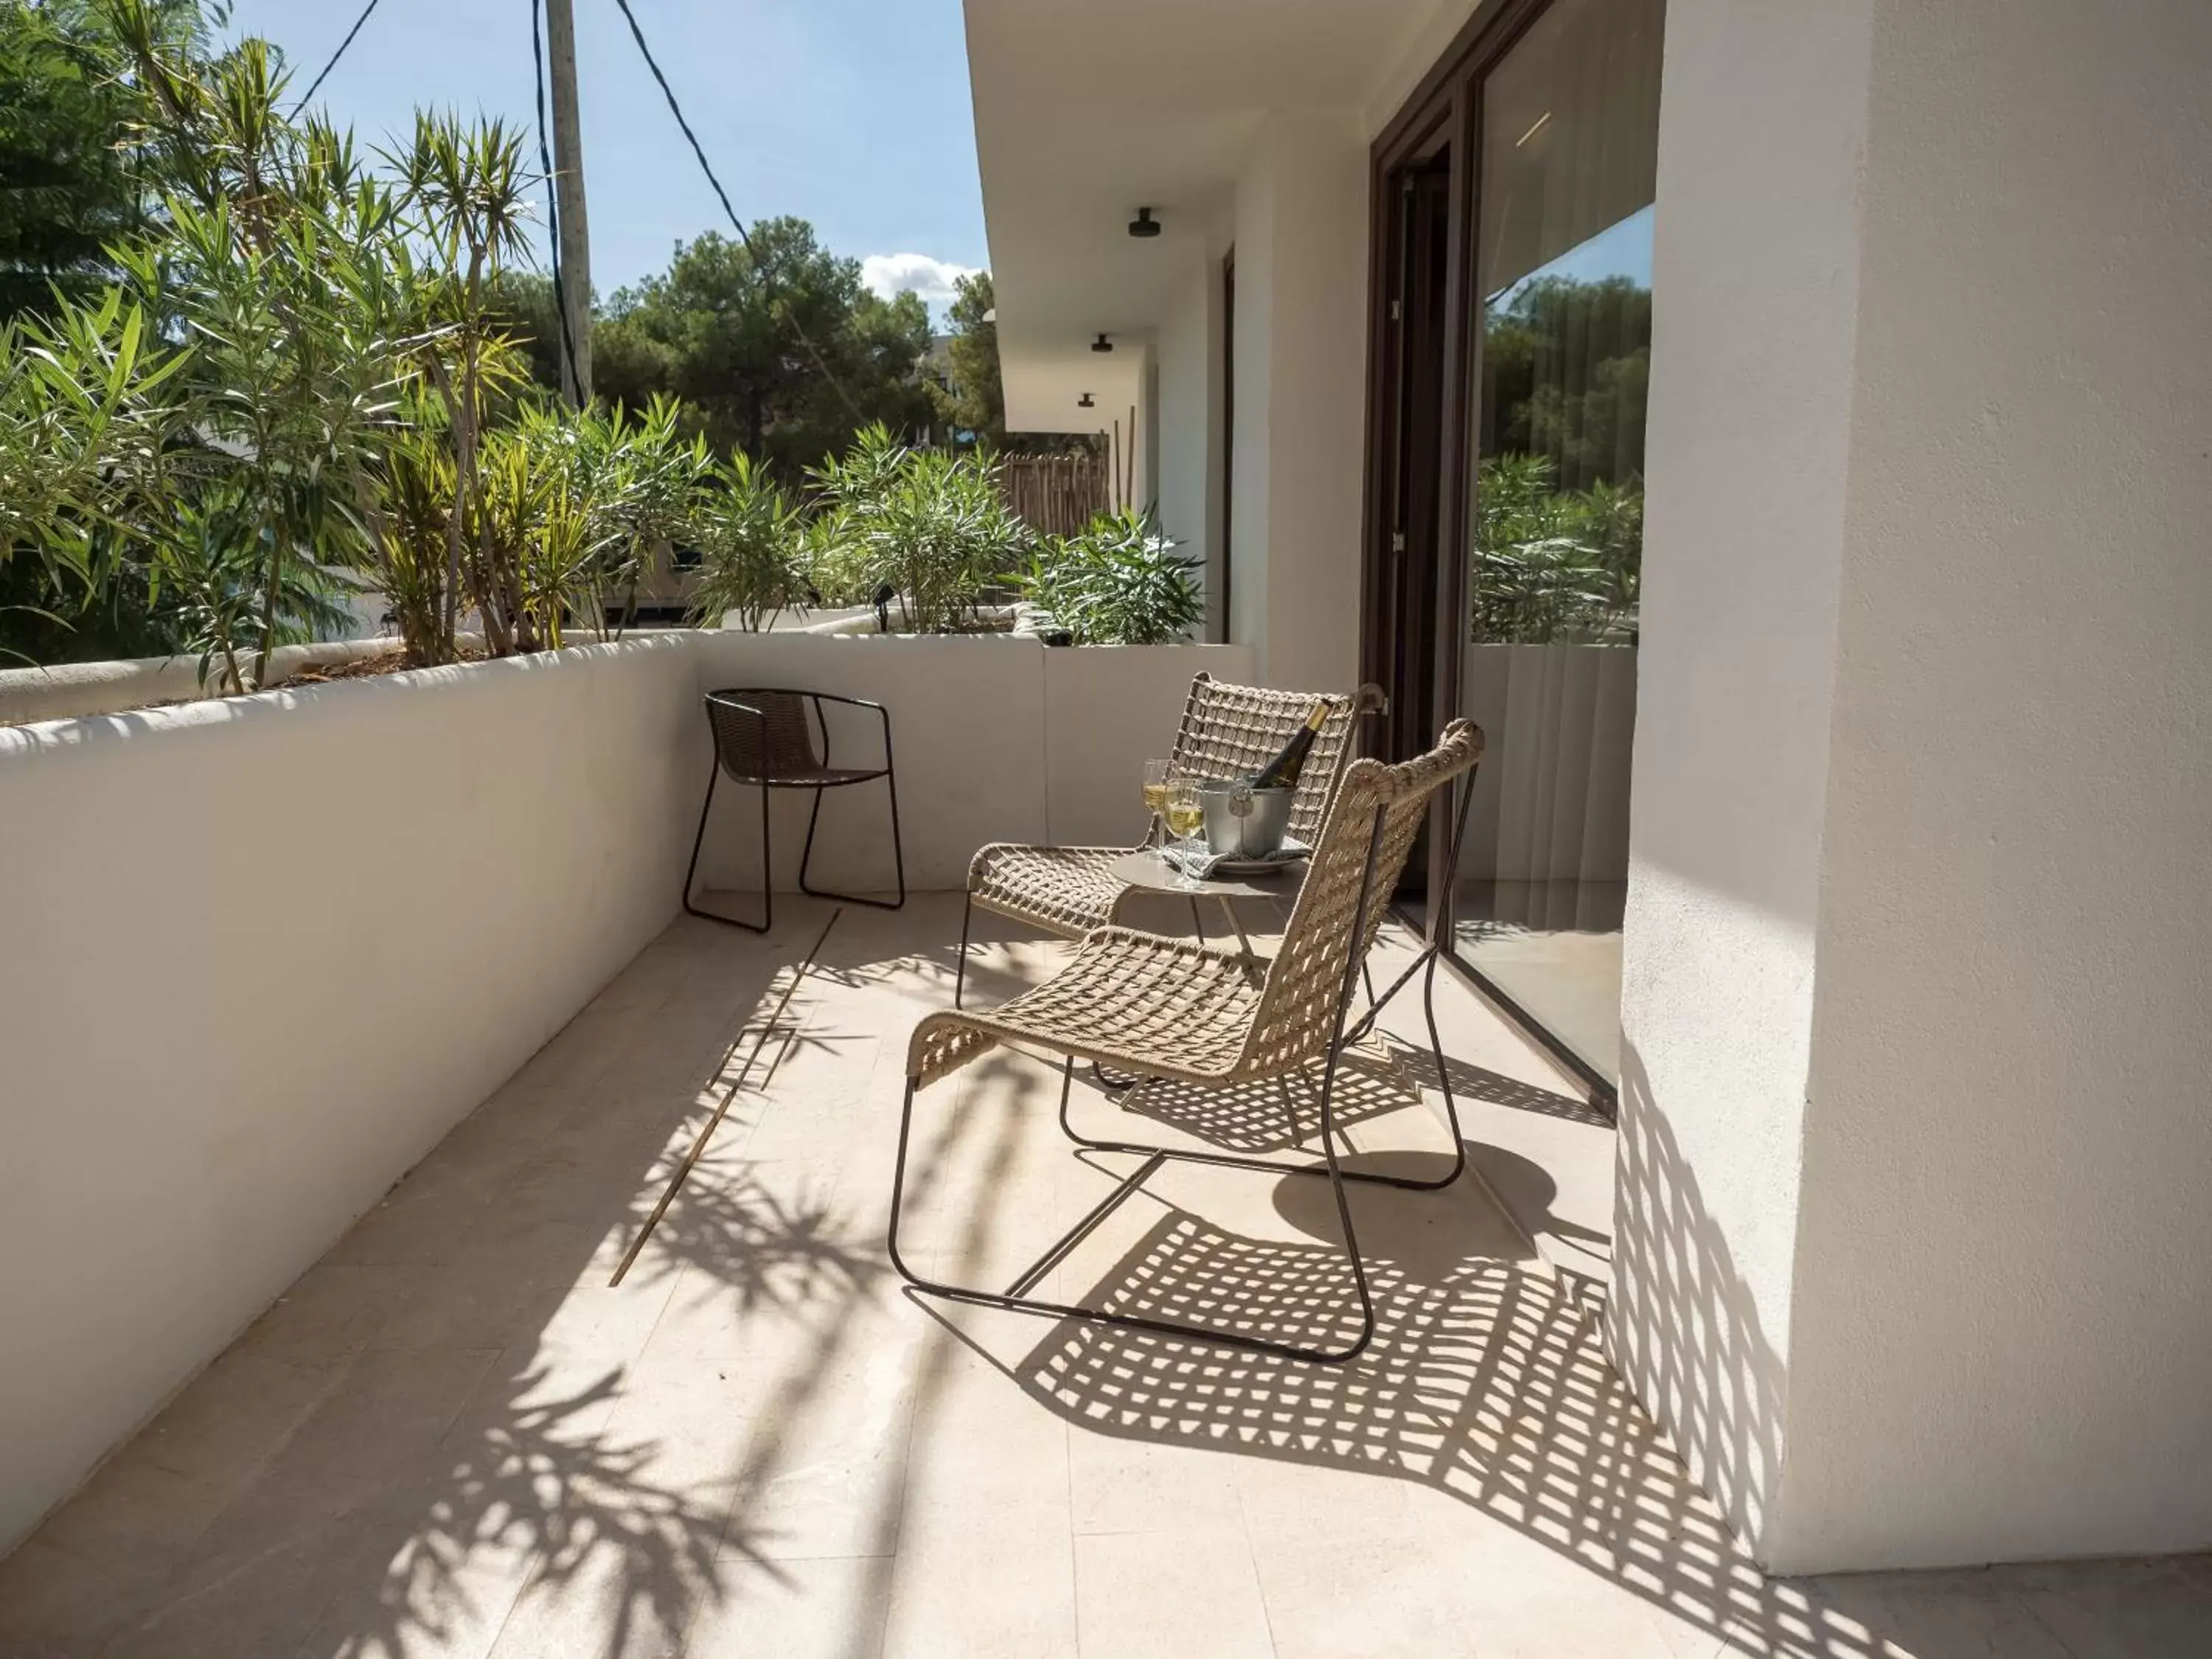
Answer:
[[1366, 0, 1662, 1093], [1455, 0, 1659, 1087]]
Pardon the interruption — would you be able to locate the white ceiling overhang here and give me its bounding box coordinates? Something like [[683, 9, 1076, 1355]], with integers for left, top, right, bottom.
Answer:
[[963, 0, 1450, 432]]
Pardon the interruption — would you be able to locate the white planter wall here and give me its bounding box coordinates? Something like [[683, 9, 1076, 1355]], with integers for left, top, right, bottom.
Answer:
[[685, 635, 1251, 893], [0, 630, 1250, 1549]]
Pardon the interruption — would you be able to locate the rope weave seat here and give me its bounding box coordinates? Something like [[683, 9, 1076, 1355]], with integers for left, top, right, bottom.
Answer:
[[703, 689, 886, 787], [915, 720, 1484, 1088], [964, 673, 1376, 942]]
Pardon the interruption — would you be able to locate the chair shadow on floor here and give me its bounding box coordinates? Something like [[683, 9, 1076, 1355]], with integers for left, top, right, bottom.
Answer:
[[1388, 1040, 1615, 1128], [925, 1172, 1935, 1659], [1114, 1044, 1441, 1158]]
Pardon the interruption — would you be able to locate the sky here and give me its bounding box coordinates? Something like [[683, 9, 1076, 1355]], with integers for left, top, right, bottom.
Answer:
[[1488, 203, 1655, 312], [220, 0, 989, 316]]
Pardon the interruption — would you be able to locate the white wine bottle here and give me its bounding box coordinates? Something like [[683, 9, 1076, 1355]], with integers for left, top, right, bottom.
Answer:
[[1251, 700, 1332, 790]]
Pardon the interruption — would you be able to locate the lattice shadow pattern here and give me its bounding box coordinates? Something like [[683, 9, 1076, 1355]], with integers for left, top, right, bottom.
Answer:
[[1116, 1045, 1437, 1158], [1016, 1211, 1901, 1659]]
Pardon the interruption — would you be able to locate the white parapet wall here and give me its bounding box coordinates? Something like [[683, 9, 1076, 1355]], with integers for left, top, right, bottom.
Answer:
[[685, 633, 1254, 893], [0, 635, 703, 1553], [0, 628, 1252, 1550]]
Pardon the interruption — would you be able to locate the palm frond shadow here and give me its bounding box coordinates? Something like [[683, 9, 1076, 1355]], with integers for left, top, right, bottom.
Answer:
[[330, 1363, 754, 1659], [306, 956, 938, 1656], [626, 1166, 886, 1309]]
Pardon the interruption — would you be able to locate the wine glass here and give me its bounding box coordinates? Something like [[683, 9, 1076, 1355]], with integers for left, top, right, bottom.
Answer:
[[1141, 759, 1171, 850], [1164, 779, 1206, 884]]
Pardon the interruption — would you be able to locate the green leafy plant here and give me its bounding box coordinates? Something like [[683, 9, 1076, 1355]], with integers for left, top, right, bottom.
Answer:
[[1469, 453, 1641, 644], [0, 286, 187, 589], [1008, 508, 1203, 645], [687, 450, 808, 632], [563, 396, 712, 639], [804, 424, 1029, 632]]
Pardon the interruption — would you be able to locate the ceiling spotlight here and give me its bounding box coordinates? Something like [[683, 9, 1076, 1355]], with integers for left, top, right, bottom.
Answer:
[[1077, 392, 1096, 409], [1091, 333, 1114, 353], [1128, 206, 1162, 239]]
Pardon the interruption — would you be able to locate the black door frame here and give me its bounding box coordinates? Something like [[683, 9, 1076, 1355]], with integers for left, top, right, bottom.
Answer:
[[1359, 0, 1619, 1110]]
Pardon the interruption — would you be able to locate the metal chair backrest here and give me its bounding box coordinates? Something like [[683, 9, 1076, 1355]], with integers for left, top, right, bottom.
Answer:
[[704, 689, 818, 783], [1239, 719, 1486, 1077], [1165, 673, 1382, 845]]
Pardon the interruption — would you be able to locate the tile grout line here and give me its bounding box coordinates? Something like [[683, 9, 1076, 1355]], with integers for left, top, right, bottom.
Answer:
[[610, 908, 842, 1286]]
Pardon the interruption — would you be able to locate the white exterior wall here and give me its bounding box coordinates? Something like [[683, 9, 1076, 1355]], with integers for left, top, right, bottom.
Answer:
[[1226, 111, 1369, 697], [1621, 0, 2212, 1572], [1775, 0, 2212, 1571], [1609, 0, 1873, 1558]]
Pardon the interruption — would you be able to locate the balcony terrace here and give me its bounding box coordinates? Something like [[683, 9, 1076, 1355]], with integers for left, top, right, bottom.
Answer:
[[4, 893, 2203, 1659]]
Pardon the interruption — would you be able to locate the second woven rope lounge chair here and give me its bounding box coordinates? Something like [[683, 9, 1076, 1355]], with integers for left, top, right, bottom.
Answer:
[[954, 672, 1381, 1005], [888, 718, 1486, 1365]]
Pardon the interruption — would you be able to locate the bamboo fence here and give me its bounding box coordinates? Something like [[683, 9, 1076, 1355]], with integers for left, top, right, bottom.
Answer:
[[998, 452, 1112, 536]]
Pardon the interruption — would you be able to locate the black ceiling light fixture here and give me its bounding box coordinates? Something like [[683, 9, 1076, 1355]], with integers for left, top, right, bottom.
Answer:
[[1077, 392, 1096, 409], [1091, 332, 1114, 353], [1128, 206, 1161, 239]]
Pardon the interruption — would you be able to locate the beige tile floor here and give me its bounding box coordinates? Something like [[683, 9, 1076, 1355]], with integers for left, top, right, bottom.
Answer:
[[3, 895, 2206, 1659]]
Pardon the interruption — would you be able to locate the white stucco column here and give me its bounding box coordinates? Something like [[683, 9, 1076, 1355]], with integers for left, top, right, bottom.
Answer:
[[1620, 0, 2212, 1574], [1155, 268, 1225, 636], [1228, 111, 1368, 695], [1609, 0, 1872, 1562]]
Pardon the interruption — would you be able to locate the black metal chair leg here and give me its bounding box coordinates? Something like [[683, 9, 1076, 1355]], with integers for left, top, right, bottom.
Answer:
[[890, 1052, 1376, 1365], [681, 762, 770, 933], [799, 774, 908, 911]]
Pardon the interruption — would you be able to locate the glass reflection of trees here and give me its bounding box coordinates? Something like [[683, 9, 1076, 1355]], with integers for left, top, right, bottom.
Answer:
[[1474, 271, 1652, 644]]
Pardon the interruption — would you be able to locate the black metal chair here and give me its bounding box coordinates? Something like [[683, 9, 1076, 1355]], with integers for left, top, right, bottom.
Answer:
[[682, 688, 906, 933]]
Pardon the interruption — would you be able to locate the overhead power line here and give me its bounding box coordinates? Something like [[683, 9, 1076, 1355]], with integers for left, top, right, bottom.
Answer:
[[291, 0, 384, 114], [606, 0, 867, 423]]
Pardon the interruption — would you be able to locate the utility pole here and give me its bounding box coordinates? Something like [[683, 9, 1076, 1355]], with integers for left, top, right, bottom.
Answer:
[[544, 0, 593, 405]]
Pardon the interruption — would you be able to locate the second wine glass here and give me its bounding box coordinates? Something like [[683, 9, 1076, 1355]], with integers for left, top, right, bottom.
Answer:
[[1141, 759, 1171, 850], [1164, 779, 1206, 884]]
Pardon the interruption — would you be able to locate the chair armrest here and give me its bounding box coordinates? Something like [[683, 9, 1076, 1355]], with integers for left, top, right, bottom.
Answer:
[[801, 692, 892, 773]]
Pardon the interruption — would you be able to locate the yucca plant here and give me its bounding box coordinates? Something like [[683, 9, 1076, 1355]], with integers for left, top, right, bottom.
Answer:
[[389, 111, 539, 656], [353, 423, 454, 664]]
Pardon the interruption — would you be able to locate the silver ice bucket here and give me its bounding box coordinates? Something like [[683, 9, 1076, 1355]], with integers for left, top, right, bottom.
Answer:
[[1197, 781, 1293, 860]]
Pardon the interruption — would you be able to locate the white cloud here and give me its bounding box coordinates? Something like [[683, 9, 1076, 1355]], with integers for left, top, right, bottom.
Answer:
[[860, 251, 981, 310]]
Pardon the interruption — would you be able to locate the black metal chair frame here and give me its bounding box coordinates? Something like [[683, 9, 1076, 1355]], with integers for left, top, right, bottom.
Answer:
[[888, 770, 1478, 1366], [682, 688, 907, 934]]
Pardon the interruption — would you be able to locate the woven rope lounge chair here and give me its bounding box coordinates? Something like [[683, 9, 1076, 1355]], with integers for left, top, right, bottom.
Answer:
[[954, 672, 1381, 1005], [889, 718, 1486, 1364]]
